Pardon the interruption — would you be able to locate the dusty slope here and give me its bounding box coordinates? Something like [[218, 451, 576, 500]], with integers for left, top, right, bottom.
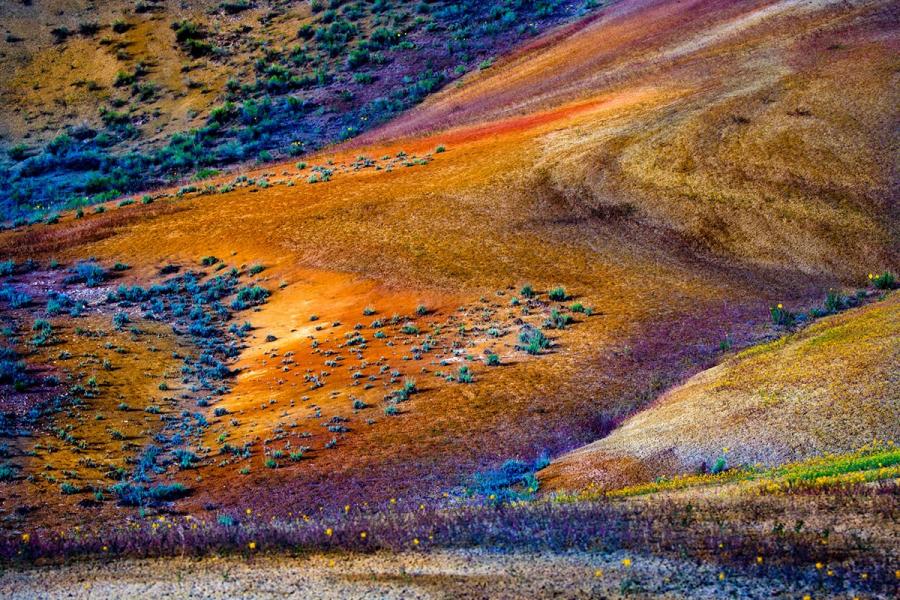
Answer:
[[0, 0, 598, 216], [364, 0, 899, 278], [541, 292, 900, 492], [0, 0, 897, 530]]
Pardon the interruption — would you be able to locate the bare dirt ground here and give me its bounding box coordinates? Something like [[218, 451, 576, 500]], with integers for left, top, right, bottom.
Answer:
[[0, 548, 852, 599]]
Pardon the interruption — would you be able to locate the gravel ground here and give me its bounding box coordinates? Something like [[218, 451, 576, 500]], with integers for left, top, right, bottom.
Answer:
[[0, 549, 849, 599]]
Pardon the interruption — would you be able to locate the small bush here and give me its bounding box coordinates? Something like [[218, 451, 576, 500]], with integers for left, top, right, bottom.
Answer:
[[710, 456, 728, 474], [823, 290, 850, 314], [113, 312, 130, 329], [544, 309, 573, 330], [770, 304, 796, 328], [112, 482, 188, 506], [174, 449, 199, 469], [0, 463, 17, 481], [71, 262, 107, 287], [870, 271, 896, 290], [518, 326, 550, 355], [548, 286, 567, 301], [60, 483, 81, 495]]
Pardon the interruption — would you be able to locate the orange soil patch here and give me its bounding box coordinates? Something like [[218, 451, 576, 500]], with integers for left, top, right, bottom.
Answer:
[[1, 315, 185, 524]]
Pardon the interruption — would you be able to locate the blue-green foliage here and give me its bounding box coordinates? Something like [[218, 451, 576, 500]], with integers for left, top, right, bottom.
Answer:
[[468, 453, 551, 502]]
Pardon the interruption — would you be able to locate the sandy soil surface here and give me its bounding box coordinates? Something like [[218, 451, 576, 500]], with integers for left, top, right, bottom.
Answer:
[[0, 548, 855, 599]]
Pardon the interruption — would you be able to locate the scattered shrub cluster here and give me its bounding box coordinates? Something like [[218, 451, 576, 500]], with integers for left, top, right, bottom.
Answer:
[[1, 0, 593, 222]]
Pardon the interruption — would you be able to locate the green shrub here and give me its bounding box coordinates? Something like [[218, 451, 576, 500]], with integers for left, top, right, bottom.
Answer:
[[518, 326, 550, 354], [0, 464, 17, 481], [7, 144, 30, 161], [60, 483, 81, 495], [548, 286, 567, 301], [710, 456, 728, 474], [870, 271, 896, 290], [770, 304, 796, 328], [823, 290, 849, 314]]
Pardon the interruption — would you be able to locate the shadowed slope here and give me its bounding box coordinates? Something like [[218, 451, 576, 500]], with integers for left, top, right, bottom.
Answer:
[[540, 292, 900, 492]]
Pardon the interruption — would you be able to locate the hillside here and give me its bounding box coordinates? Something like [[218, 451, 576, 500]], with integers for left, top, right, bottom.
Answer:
[[0, 0, 594, 219], [540, 291, 900, 492], [0, 0, 897, 596]]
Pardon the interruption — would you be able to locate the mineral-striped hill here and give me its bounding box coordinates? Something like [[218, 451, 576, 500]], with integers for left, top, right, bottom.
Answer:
[[0, 0, 897, 596]]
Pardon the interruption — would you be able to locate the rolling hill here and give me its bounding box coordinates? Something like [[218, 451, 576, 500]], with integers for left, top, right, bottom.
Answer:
[[0, 0, 897, 596]]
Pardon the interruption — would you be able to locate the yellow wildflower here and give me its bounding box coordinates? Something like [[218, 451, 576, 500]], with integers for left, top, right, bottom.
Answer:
[[594, 569, 603, 578], [360, 532, 367, 539], [622, 558, 632, 568], [21, 533, 29, 543], [248, 541, 256, 550], [413, 538, 419, 545], [325, 528, 333, 537]]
